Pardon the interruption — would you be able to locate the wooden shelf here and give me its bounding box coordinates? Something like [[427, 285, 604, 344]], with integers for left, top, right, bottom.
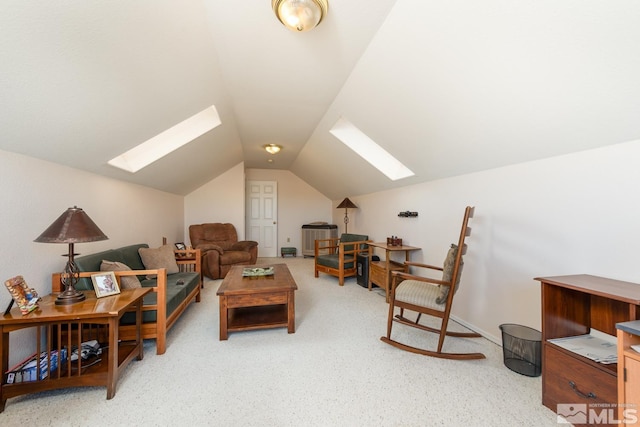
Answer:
[[0, 289, 149, 412]]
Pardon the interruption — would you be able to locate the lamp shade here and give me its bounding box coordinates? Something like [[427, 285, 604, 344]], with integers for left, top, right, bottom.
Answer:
[[336, 198, 357, 210], [34, 206, 108, 243], [272, 0, 328, 32]]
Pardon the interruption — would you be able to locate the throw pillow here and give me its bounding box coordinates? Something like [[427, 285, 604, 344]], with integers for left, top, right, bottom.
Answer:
[[100, 260, 141, 290], [138, 245, 179, 277], [435, 244, 463, 305]]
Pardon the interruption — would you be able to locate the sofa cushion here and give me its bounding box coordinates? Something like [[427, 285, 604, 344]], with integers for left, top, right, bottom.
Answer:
[[316, 254, 355, 270], [339, 233, 369, 253], [120, 272, 199, 325], [100, 260, 141, 290], [75, 249, 124, 290], [117, 244, 148, 271], [138, 245, 179, 276]]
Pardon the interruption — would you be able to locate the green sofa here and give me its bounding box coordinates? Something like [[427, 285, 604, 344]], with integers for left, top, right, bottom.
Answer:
[[51, 243, 201, 355]]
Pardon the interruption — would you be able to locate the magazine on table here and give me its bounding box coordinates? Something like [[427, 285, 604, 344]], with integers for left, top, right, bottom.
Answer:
[[549, 332, 617, 364], [242, 267, 274, 277]]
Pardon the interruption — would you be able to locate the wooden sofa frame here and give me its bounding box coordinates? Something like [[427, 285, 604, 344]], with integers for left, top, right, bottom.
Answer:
[[51, 249, 201, 355]]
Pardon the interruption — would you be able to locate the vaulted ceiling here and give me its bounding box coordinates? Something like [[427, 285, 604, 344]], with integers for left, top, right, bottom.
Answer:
[[2, 1, 640, 200]]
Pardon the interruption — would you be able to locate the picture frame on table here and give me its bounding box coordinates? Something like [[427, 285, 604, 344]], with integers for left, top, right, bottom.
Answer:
[[175, 242, 186, 250], [91, 272, 120, 298]]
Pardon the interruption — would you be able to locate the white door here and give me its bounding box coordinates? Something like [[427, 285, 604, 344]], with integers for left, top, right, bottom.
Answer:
[[246, 181, 278, 258]]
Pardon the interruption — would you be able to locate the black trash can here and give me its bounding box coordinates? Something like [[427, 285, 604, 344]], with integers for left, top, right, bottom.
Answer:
[[499, 323, 542, 377]]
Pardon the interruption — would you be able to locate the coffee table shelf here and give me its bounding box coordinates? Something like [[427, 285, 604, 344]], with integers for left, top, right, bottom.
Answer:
[[227, 305, 289, 332]]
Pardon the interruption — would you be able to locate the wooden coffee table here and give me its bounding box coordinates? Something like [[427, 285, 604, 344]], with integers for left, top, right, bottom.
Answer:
[[217, 264, 298, 340]]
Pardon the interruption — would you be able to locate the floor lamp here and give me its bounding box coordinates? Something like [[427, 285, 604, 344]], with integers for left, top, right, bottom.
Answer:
[[336, 198, 358, 233]]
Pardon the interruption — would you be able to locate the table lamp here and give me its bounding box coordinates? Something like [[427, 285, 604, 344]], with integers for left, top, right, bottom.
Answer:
[[34, 206, 108, 305]]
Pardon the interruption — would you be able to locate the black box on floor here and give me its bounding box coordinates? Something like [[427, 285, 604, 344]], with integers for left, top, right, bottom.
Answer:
[[356, 254, 379, 288]]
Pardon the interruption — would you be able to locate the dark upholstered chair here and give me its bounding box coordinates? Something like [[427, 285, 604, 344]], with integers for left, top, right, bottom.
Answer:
[[189, 223, 258, 279], [314, 233, 369, 286]]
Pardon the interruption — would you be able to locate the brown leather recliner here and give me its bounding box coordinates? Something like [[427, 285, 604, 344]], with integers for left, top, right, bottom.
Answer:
[[189, 223, 258, 279]]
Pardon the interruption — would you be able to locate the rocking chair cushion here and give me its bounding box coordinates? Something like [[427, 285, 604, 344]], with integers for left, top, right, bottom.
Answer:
[[436, 244, 463, 304], [396, 280, 443, 310]]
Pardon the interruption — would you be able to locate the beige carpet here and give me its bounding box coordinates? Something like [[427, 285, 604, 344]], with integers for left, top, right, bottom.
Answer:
[[0, 257, 558, 426]]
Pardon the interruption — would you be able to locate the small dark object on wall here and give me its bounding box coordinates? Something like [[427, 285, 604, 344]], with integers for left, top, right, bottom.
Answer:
[[398, 211, 418, 217]]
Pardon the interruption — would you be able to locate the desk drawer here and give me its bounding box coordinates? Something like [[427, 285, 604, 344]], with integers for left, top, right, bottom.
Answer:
[[543, 344, 617, 409]]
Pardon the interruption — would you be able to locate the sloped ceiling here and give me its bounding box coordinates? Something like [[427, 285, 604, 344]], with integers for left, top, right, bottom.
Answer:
[[1, 1, 640, 199]]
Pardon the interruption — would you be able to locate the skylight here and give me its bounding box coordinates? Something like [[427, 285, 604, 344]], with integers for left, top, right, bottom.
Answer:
[[108, 105, 221, 173], [329, 117, 414, 181]]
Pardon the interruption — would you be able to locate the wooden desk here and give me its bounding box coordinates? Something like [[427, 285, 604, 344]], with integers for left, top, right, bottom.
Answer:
[[0, 288, 150, 412], [535, 275, 640, 418], [368, 242, 421, 302]]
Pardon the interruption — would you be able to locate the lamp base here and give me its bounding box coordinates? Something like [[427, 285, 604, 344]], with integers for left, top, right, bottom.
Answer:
[[55, 288, 86, 305]]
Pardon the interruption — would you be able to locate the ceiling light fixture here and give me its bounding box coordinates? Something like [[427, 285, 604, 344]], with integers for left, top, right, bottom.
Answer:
[[264, 144, 282, 154], [272, 0, 328, 32]]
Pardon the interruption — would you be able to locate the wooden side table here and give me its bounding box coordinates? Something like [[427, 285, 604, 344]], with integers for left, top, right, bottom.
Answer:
[[0, 287, 150, 412], [368, 242, 421, 302]]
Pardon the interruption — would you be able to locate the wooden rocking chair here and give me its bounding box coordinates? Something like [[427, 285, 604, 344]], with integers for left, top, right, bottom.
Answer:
[[380, 206, 485, 360]]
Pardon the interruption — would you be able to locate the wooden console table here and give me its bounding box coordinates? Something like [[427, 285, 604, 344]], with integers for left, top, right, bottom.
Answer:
[[368, 242, 421, 302], [0, 288, 150, 412], [536, 275, 640, 417]]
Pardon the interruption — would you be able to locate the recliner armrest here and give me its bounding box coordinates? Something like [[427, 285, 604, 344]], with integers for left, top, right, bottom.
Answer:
[[230, 240, 258, 252], [195, 243, 224, 255]]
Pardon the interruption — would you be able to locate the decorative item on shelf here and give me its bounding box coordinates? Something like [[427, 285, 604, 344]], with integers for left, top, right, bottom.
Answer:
[[242, 267, 275, 277], [398, 211, 418, 218], [337, 197, 358, 233], [272, 0, 328, 32], [387, 236, 403, 246], [3, 276, 40, 315], [34, 206, 108, 305]]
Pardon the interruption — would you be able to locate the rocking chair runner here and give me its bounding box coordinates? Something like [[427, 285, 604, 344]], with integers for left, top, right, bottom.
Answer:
[[380, 206, 485, 360]]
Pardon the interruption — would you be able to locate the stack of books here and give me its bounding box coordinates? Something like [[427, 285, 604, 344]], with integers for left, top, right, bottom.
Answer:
[[5, 348, 68, 383]]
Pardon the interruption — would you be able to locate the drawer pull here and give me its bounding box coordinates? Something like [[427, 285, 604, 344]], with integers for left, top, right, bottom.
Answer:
[[569, 381, 596, 399]]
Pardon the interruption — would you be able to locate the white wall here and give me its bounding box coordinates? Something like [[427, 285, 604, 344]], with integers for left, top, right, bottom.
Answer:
[[245, 168, 333, 255], [184, 162, 246, 243], [339, 139, 640, 343], [0, 149, 184, 365]]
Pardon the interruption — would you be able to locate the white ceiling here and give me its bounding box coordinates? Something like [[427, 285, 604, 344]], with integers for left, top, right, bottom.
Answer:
[[2, 1, 640, 200]]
